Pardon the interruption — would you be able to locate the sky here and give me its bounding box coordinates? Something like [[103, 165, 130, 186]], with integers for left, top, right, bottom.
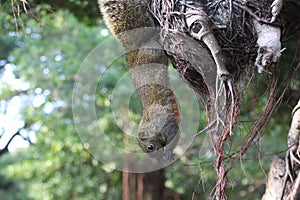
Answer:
[[0, 28, 110, 152], [0, 63, 35, 152]]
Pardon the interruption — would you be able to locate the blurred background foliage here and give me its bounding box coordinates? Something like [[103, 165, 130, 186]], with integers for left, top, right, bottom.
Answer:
[[0, 0, 299, 199]]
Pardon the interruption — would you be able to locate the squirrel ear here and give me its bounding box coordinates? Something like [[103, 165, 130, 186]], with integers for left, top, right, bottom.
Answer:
[[138, 132, 147, 140]]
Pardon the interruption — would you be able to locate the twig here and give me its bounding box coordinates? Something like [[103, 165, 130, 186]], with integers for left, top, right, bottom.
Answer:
[[192, 119, 217, 138], [232, 1, 271, 24], [11, 0, 19, 33], [227, 79, 235, 135]]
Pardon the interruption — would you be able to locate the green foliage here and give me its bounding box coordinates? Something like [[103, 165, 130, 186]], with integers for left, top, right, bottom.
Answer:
[[0, 10, 122, 199], [0, 0, 100, 29], [0, 36, 17, 61], [0, 4, 299, 200], [31, 0, 100, 25]]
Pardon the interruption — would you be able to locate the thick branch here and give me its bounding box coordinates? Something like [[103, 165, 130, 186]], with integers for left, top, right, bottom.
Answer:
[[262, 156, 286, 200], [262, 100, 300, 200], [287, 100, 300, 199], [291, 174, 300, 200]]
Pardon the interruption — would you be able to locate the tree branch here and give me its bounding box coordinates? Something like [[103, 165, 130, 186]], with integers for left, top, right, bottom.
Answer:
[[262, 100, 300, 200], [0, 128, 33, 156], [0, 130, 20, 156]]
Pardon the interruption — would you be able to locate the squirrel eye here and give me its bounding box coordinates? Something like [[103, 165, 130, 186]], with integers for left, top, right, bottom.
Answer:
[[147, 144, 155, 152]]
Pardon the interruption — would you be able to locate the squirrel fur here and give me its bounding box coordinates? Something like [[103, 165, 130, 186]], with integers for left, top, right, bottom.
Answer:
[[99, 0, 180, 159]]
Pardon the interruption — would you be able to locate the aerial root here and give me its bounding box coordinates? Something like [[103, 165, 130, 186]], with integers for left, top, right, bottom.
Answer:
[[227, 79, 235, 136]]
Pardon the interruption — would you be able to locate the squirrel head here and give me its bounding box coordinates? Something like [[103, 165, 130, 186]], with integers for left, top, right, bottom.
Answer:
[[137, 105, 180, 160]]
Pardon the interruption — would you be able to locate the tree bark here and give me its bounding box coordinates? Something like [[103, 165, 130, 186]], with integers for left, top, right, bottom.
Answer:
[[263, 100, 300, 200], [122, 168, 165, 200]]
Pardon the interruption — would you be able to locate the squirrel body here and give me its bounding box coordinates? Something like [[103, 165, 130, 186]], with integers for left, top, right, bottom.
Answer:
[[99, 0, 180, 159]]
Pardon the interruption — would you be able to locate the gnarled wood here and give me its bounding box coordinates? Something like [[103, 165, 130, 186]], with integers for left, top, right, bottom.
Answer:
[[263, 100, 300, 200]]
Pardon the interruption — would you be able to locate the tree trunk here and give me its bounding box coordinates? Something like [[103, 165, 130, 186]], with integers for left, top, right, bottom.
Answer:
[[122, 168, 165, 200], [263, 99, 300, 200]]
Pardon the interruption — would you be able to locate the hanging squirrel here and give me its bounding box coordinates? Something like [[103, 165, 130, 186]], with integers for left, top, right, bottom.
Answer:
[[99, 0, 180, 160]]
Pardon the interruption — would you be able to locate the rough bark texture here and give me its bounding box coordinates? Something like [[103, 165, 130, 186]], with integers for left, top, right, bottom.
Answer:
[[262, 156, 287, 200], [263, 100, 300, 200], [123, 169, 166, 200], [148, 0, 300, 199], [100, 0, 300, 199]]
